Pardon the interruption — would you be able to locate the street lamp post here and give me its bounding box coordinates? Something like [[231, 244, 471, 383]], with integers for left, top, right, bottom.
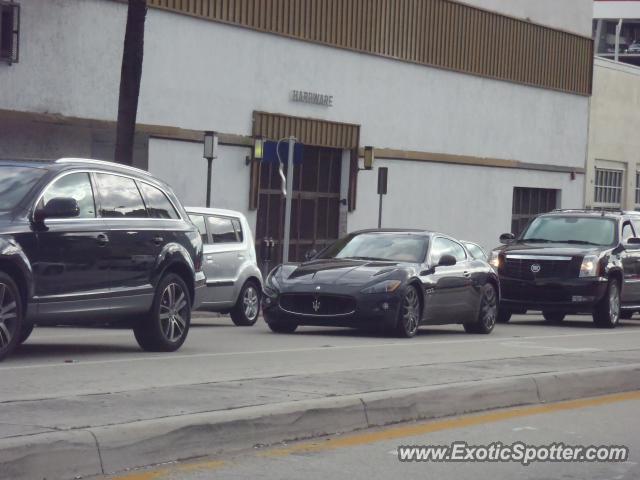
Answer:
[[203, 131, 218, 207]]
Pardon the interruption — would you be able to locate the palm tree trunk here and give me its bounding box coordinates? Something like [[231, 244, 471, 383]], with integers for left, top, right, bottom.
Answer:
[[115, 0, 147, 166]]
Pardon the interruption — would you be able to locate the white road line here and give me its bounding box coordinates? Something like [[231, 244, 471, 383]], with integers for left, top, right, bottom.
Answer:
[[2, 329, 639, 371]]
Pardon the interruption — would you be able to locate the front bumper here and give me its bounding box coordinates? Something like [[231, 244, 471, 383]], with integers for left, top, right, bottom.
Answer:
[[262, 290, 401, 328], [192, 271, 206, 309], [499, 275, 608, 313]]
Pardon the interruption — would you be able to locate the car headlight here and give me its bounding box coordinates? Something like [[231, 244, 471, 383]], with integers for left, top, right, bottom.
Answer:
[[361, 280, 402, 294], [264, 269, 281, 297], [488, 251, 501, 269], [579, 255, 600, 278]]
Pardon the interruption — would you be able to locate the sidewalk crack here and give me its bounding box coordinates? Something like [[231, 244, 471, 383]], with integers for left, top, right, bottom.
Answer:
[[359, 398, 371, 427], [85, 429, 105, 475]]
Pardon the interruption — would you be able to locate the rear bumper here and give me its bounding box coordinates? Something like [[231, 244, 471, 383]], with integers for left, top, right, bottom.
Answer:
[[499, 276, 608, 313], [192, 271, 206, 309]]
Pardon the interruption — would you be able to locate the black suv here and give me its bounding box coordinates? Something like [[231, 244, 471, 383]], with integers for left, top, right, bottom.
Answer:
[[490, 209, 640, 328], [0, 158, 205, 360]]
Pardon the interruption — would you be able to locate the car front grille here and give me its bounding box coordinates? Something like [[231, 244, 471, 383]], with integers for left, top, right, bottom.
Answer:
[[502, 257, 577, 280], [279, 293, 356, 316]]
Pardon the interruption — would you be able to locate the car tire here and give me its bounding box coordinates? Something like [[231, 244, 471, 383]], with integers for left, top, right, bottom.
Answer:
[[134, 273, 191, 352], [496, 309, 512, 323], [395, 285, 421, 338], [543, 312, 566, 324], [593, 279, 621, 329], [620, 311, 634, 320], [18, 323, 34, 345], [0, 272, 23, 362], [464, 283, 497, 334], [230, 281, 261, 326], [267, 319, 298, 333]]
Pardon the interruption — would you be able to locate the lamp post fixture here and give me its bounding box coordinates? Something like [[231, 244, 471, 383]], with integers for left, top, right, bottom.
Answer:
[[203, 131, 218, 207]]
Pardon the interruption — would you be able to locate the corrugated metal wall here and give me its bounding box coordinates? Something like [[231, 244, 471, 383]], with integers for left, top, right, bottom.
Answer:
[[252, 111, 360, 149], [148, 0, 593, 96]]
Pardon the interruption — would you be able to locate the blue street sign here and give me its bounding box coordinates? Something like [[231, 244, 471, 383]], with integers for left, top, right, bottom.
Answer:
[[262, 141, 304, 165]]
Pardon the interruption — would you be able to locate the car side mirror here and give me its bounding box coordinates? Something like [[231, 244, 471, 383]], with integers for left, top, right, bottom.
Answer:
[[499, 233, 516, 244], [33, 197, 80, 224], [304, 249, 318, 261], [627, 237, 640, 245], [438, 254, 457, 267]]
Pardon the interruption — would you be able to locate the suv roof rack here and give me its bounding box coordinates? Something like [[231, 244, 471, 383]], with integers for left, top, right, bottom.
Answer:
[[55, 158, 150, 176], [550, 208, 624, 215]]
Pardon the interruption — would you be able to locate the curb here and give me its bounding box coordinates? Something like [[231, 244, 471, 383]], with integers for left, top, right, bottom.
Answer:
[[2, 364, 640, 480]]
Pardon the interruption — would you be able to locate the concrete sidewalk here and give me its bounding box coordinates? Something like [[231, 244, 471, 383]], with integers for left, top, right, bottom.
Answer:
[[1, 348, 640, 480]]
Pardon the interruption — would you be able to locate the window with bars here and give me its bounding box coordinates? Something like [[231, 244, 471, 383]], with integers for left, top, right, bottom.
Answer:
[[0, 1, 19, 64], [636, 172, 640, 207], [594, 168, 623, 206], [511, 187, 559, 236]]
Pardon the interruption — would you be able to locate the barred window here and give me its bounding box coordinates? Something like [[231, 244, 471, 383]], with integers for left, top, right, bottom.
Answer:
[[636, 172, 640, 207], [0, 1, 19, 64], [594, 168, 623, 206], [511, 187, 558, 236]]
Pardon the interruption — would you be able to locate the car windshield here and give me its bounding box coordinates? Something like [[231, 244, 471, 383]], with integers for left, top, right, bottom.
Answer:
[[0, 165, 48, 211], [319, 233, 429, 263], [521, 216, 617, 246]]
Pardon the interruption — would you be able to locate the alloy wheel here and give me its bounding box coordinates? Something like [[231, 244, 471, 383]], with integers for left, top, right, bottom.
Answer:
[[481, 285, 497, 329], [243, 286, 259, 321], [159, 282, 188, 342], [609, 282, 620, 326], [0, 283, 17, 350], [402, 287, 420, 335]]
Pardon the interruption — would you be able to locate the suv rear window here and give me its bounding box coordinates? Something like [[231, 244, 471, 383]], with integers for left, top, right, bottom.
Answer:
[[521, 216, 617, 246], [139, 182, 179, 219]]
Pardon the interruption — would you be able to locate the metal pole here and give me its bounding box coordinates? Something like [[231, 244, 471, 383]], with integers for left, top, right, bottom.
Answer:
[[615, 18, 622, 63], [282, 137, 295, 263], [206, 157, 213, 207], [378, 193, 383, 228]]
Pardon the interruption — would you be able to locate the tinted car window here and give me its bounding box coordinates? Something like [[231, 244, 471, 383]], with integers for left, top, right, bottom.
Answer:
[[41, 172, 96, 218], [232, 218, 244, 242], [0, 165, 47, 210], [139, 182, 179, 219], [431, 237, 467, 263], [95, 173, 148, 218], [189, 214, 209, 244], [208, 215, 239, 243]]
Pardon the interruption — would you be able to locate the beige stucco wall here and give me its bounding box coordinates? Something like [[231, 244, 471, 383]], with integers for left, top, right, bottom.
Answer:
[[586, 58, 640, 209]]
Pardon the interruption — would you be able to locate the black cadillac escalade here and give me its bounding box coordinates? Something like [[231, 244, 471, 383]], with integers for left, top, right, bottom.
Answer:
[[490, 209, 640, 328]]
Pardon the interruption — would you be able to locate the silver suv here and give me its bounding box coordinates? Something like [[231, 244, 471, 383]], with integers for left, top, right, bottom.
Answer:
[[186, 207, 263, 326]]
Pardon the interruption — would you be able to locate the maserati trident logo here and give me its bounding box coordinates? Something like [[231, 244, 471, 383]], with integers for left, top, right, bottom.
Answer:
[[312, 298, 321, 312], [531, 263, 541, 274]]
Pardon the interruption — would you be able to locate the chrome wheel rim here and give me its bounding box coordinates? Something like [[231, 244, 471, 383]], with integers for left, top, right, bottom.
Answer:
[[610, 283, 620, 325], [481, 285, 497, 329], [243, 286, 259, 320], [402, 287, 420, 335], [159, 283, 188, 342], [0, 283, 17, 350]]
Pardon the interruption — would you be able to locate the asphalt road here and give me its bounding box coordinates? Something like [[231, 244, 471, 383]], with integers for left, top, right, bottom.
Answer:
[[3, 313, 640, 402], [105, 392, 640, 480]]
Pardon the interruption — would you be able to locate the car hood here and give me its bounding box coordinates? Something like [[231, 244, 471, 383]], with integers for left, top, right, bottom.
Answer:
[[498, 242, 602, 257], [276, 258, 410, 287]]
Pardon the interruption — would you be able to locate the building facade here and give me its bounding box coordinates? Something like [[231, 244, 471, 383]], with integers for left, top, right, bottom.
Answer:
[[0, 0, 593, 259]]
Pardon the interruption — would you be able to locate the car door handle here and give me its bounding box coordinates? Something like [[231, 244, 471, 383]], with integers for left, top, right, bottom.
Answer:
[[96, 234, 109, 247], [153, 236, 164, 245], [237, 254, 245, 260], [463, 271, 471, 278]]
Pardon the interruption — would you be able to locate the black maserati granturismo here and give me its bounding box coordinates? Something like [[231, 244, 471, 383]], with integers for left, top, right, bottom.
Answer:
[[262, 229, 499, 337]]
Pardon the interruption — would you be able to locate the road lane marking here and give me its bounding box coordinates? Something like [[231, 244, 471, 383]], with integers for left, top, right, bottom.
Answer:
[[106, 391, 640, 480], [260, 390, 640, 457], [110, 460, 226, 480], [3, 329, 640, 371]]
